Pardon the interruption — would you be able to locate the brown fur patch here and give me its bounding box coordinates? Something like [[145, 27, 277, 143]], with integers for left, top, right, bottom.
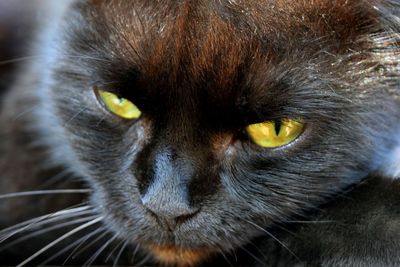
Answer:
[[256, 0, 379, 36], [148, 245, 216, 266], [87, 0, 380, 98]]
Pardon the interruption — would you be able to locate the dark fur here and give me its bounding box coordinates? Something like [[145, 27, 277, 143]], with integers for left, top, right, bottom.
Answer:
[[0, 0, 399, 266]]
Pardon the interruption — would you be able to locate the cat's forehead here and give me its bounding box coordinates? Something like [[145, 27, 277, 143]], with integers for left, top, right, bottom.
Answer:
[[89, 0, 377, 43], [79, 0, 378, 107], [88, 1, 376, 63]]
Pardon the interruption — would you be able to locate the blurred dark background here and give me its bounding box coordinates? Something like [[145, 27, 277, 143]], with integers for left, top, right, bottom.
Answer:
[[0, 1, 40, 92]]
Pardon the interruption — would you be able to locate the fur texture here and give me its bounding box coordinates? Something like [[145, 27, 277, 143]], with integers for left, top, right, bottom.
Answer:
[[0, 0, 399, 266]]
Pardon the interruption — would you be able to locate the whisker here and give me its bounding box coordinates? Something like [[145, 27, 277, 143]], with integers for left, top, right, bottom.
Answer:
[[0, 55, 43, 65], [70, 229, 110, 260], [83, 232, 119, 267], [63, 227, 107, 265], [239, 246, 265, 266], [230, 244, 238, 263], [247, 240, 272, 263], [63, 107, 88, 126], [0, 189, 91, 200], [105, 239, 124, 263], [40, 169, 77, 188], [216, 246, 233, 267], [17, 216, 104, 267], [273, 224, 299, 239], [130, 240, 153, 266], [40, 226, 106, 265], [130, 243, 141, 264], [286, 220, 336, 224], [0, 53, 112, 66], [12, 104, 41, 121], [244, 219, 301, 262], [59, 54, 112, 63], [134, 253, 152, 267], [113, 240, 128, 267], [95, 115, 107, 128], [0, 215, 98, 252], [0, 205, 92, 243]]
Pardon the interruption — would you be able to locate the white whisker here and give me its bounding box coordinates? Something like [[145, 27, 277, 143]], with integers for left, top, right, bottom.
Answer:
[[113, 240, 128, 267], [70, 229, 109, 260], [287, 220, 335, 224], [63, 227, 107, 264], [245, 219, 300, 262], [41, 226, 106, 265], [17, 216, 104, 267], [0, 205, 92, 243], [83, 232, 119, 267], [0, 54, 112, 65], [130, 243, 141, 263], [216, 245, 233, 267], [240, 246, 265, 266], [0, 55, 44, 65], [63, 107, 88, 126], [12, 104, 41, 121], [0, 215, 98, 252], [95, 115, 107, 128], [105, 239, 124, 263], [0, 189, 91, 200], [134, 253, 152, 266], [40, 169, 77, 188], [59, 54, 112, 63]]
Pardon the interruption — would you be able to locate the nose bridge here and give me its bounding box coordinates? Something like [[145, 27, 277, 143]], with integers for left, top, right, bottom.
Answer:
[[163, 101, 201, 147], [140, 147, 199, 222]]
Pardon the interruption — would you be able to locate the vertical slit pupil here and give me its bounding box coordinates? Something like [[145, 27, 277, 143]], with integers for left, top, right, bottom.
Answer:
[[274, 120, 281, 136]]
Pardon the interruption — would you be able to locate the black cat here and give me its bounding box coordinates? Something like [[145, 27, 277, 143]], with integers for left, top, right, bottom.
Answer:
[[0, 0, 399, 266]]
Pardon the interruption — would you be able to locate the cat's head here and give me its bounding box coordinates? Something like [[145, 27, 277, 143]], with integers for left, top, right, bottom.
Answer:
[[36, 0, 400, 265]]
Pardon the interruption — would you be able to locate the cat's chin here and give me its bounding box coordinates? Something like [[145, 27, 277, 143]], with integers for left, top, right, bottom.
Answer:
[[147, 245, 217, 266]]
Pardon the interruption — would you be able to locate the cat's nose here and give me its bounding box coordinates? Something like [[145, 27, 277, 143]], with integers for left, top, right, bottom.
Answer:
[[141, 190, 199, 231], [141, 182, 199, 231], [140, 148, 199, 230]]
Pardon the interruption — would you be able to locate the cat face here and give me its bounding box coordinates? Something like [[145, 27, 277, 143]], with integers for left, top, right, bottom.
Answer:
[[40, 0, 400, 264]]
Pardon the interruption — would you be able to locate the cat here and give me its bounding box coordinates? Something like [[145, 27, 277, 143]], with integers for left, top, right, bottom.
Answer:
[[0, 0, 400, 266]]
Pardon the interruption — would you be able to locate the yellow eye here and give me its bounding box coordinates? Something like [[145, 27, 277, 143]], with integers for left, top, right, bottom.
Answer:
[[97, 90, 141, 119], [246, 119, 304, 148]]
